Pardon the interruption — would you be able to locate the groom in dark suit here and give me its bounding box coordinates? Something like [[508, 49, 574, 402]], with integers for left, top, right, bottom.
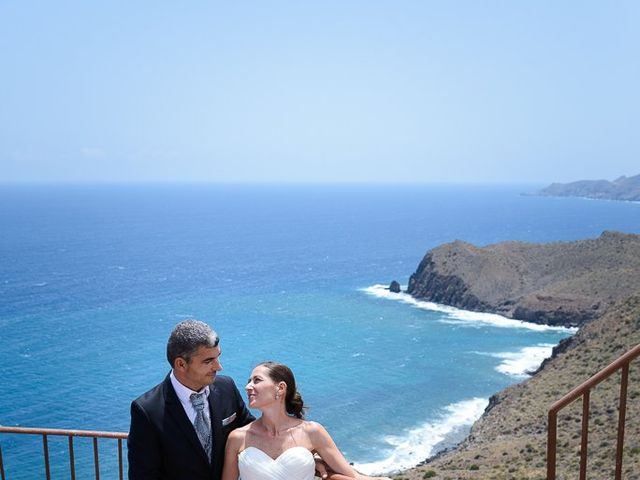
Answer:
[[128, 319, 254, 480]]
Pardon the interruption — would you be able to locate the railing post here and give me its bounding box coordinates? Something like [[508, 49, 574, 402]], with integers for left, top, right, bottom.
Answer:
[[579, 390, 590, 480], [69, 435, 76, 480], [42, 434, 51, 480], [547, 409, 557, 480], [615, 364, 629, 480], [547, 344, 640, 480], [0, 440, 5, 480], [0, 426, 127, 477], [93, 437, 100, 480], [118, 438, 124, 480]]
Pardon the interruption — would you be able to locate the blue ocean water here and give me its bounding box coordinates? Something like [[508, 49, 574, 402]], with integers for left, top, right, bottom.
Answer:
[[1, 184, 639, 477]]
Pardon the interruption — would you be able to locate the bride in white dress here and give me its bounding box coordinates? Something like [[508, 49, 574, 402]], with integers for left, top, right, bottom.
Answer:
[[222, 362, 391, 480]]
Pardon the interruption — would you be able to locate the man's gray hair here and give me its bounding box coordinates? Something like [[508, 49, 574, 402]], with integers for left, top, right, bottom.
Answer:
[[166, 319, 219, 366]]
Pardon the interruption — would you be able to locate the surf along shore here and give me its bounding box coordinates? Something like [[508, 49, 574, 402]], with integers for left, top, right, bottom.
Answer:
[[392, 231, 640, 480]]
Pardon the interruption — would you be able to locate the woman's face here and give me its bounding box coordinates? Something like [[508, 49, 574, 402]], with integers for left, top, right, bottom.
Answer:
[[246, 365, 280, 409]]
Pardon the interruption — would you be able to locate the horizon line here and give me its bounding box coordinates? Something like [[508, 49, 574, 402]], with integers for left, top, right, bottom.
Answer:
[[0, 179, 551, 187]]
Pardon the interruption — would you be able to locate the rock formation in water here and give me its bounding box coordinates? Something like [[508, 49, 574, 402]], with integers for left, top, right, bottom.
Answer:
[[389, 280, 401, 293]]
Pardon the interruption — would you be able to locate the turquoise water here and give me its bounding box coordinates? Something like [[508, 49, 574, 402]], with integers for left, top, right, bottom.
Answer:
[[1, 184, 639, 477]]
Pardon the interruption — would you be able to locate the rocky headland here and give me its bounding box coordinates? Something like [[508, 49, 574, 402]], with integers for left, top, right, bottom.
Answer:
[[406, 231, 640, 327], [393, 231, 640, 480], [536, 174, 640, 201]]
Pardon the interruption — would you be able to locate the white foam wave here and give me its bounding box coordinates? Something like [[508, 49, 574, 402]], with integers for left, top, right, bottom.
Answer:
[[485, 344, 555, 377], [353, 397, 488, 475], [362, 284, 577, 333]]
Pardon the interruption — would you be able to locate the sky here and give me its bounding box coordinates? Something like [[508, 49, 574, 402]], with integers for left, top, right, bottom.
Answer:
[[1, 1, 639, 184]]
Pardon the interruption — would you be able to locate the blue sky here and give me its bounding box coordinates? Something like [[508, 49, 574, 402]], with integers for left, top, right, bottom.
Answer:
[[1, 1, 638, 184]]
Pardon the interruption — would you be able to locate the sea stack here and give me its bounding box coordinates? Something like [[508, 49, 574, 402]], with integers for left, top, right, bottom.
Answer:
[[389, 280, 401, 293]]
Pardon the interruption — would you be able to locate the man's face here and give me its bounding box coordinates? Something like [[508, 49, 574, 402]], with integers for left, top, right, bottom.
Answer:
[[175, 345, 222, 391]]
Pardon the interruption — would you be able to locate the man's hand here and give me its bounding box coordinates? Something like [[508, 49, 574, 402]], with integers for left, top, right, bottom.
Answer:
[[314, 453, 391, 480], [314, 456, 356, 480], [314, 454, 331, 479], [355, 474, 392, 480]]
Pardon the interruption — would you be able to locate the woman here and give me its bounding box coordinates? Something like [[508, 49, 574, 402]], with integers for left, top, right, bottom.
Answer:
[[222, 361, 391, 480]]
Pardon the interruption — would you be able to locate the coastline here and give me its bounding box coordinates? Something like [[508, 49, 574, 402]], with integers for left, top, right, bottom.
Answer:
[[363, 285, 576, 334], [356, 285, 575, 475], [384, 231, 640, 478], [395, 295, 640, 479], [353, 397, 488, 475]]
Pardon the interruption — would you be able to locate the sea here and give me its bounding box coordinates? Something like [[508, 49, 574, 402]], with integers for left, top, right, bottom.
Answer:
[[1, 183, 639, 478]]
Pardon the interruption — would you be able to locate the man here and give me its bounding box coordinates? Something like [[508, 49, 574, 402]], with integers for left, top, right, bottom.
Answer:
[[128, 319, 254, 480]]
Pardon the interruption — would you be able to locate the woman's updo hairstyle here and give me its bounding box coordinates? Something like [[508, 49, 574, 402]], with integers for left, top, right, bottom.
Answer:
[[258, 361, 306, 419]]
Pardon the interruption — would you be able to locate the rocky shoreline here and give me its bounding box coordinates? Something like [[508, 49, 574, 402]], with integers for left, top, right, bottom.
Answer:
[[404, 231, 640, 328], [391, 231, 640, 479]]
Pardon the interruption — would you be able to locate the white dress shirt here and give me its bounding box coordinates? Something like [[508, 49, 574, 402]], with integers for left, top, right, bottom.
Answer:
[[170, 370, 212, 425]]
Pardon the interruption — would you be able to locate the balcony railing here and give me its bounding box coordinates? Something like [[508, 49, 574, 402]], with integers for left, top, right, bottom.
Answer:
[[547, 343, 640, 480], [0, 426, 128, 480]]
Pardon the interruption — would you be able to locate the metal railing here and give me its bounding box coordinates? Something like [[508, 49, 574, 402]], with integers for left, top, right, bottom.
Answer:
[[0, 426, 128, 480], [547, 343, 640, 480]]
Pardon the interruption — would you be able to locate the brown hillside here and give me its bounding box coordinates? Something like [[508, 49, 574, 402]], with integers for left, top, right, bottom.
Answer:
[[407, 231, 640, 327], [394, 295, 640, 480]]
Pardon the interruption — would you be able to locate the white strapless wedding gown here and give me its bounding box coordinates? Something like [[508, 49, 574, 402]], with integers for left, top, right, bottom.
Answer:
[[238, 446, 315, 480]]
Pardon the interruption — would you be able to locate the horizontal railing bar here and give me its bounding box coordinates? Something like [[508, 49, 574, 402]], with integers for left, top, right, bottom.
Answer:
[[0, 426, 127, 440], [549, 343, 640, 414]]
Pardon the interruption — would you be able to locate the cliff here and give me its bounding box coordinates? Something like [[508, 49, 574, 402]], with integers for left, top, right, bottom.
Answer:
[[537, 174, 640, 201], [397, 295, 640, 480], [407, 231, 640, 327], [394, 232, 640, 480]]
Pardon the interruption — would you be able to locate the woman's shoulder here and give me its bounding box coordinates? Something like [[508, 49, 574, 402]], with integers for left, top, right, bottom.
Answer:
[[300, 420, 329, 437], [299, 421, 335, 451], [301, 419, 325, 429], [227, 421, 253, 441]]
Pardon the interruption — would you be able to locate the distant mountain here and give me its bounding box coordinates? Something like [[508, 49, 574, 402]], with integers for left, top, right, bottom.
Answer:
[[537, 174, 640, 201]]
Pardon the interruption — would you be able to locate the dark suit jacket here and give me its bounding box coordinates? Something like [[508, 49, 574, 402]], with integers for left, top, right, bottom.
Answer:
[[128, 374, 254, 480]]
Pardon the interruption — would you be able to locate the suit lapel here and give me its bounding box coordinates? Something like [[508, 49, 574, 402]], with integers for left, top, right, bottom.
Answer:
[[209, 382, 224, 466], [163, 376, 211, 465]]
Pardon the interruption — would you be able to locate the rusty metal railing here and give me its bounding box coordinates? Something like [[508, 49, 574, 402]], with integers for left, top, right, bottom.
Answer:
[[547, 343, 640, 480], [0, 426, 128, 480]]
